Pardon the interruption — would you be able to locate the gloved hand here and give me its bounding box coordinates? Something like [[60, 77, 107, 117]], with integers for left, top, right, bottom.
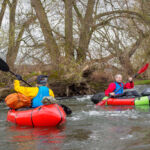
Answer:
[[109, 92, 115, 98], [16, 74, 22, 80], [109, 92, 115, 96]]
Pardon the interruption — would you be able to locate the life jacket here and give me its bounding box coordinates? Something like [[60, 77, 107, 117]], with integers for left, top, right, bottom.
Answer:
[[114, 82, 124, 95], [32, 86, 50, 108]]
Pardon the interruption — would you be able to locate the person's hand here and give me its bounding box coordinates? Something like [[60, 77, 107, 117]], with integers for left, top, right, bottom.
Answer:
[[109, 92, 115, 96], [128, 77, 133, 82], [16, 74, 22, 80]]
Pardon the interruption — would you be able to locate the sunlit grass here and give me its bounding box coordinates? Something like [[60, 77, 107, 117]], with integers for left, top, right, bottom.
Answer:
[[134, 80, 150, 85]]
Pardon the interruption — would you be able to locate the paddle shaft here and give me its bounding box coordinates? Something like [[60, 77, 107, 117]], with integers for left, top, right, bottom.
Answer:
[[9, 70, 32, 87]]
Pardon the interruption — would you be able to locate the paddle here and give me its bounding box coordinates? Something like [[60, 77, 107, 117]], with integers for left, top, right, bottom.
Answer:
[[0, 58, 72, 115], [98, 63, 149, 106], [133, 63, 149, 78], [0, 58, 32, 86]]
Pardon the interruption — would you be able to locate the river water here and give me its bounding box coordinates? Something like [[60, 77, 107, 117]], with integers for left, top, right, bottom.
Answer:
[[1, 85, 150, 150]]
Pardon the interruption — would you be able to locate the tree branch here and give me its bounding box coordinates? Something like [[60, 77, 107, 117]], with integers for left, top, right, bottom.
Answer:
[[72, 1, 83, 23], [0, 0, 8, 28], [15, 16, 37, 50], [92, 15, 142, 32], [94, 10, 144, 21], [128, 32, 149, 57]]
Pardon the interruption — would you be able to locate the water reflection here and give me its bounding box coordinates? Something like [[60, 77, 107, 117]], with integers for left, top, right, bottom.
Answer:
[[67, 129, 92, 141], [122, 125, 150, 150], [8, 125, 66, 150], [135, 105, 150, 112], [98, 105, 150, 112]]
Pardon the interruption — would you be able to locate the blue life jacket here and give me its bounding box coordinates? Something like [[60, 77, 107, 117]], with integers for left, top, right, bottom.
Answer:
[[32, 86, 50, 108], [114, 82, 124, 95]]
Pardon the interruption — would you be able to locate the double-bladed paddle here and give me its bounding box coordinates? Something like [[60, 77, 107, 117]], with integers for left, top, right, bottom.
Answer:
[[0, 58, 72, 115], [0, 58, 32, 86]]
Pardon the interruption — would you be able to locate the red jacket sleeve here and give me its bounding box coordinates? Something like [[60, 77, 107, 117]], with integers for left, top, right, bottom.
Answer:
[[123, 81, 134, 89], [105, 83, 116, 96]]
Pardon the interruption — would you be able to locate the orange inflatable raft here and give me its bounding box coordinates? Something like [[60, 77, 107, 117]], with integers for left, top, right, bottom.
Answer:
[[7, 104, 66, 127]]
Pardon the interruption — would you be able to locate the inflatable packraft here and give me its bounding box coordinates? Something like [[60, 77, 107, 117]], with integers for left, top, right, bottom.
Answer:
[[7, 104, 66, 127], [91, 89, 150, 106]]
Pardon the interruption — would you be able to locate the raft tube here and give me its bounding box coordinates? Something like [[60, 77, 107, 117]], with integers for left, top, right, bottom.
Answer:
[[7, 104, 66, 127], [96, 96, 150, 106]]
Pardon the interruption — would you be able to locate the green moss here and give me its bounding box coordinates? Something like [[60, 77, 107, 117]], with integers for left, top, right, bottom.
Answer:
[[134, 80, 150, 85]]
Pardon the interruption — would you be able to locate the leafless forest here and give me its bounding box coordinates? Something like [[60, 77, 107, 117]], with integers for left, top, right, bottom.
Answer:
[[0, 0, 150, 95]]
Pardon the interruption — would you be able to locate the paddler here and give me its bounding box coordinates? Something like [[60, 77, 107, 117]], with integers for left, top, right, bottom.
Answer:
[[14, 75, 55, 108], [105, 74, 134, 96]]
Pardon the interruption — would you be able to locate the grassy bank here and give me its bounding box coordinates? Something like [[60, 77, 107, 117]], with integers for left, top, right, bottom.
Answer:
[[134, 80, 150, 85]]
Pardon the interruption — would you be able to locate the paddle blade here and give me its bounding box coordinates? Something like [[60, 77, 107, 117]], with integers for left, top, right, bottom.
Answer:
[[0, 58, 9, 72], [138, 63, 149, 74], [96, 100, 107, 106], [59, 104, 72, 115]]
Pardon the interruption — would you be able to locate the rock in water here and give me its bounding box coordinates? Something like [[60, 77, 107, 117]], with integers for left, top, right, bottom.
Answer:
[[42, 96, 57, 105]]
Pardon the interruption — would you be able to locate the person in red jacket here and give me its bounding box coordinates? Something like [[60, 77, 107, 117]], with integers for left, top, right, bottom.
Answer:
[[105, 74, 134, 96]]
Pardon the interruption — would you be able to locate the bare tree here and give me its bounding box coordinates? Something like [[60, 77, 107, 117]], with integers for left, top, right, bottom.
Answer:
[[6, 0, 36, 68], [72, 0, 145, 63], [31, 0, 60, 66], [3, 0, 150, 77]]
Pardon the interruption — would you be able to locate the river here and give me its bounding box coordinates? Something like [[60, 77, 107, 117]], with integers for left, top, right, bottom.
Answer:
[[1, 85, 150, 150]]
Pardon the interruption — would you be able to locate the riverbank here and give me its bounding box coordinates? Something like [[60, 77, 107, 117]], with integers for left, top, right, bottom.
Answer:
[[134, 80, 150, 85], [50, 79, 150, 97], [0, 68, 150, 98]]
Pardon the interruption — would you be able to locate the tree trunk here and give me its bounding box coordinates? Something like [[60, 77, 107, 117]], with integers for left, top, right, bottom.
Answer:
[[31, 0, 60, 65], [6, 0, 17, 68], [11, 16, 36, 67], [0, 0, 8, 28], [6, 0, 36, 68], [77, 0, 95, 62], [65, 0, 74, 58]]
